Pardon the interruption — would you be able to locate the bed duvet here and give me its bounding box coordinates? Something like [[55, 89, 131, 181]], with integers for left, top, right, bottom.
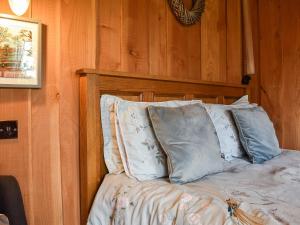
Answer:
[[88, 150, 300, 225]]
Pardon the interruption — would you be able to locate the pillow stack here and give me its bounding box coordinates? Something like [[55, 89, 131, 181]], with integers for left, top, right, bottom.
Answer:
[[101, 95, 202, 180], [101, 95, 281, 184]]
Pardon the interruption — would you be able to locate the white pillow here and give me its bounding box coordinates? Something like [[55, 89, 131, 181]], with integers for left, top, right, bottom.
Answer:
[[100, 95, 124, 174], [204, 96, 257, 161], [231, 95, 249, 105], [115, 99, 202, 181]]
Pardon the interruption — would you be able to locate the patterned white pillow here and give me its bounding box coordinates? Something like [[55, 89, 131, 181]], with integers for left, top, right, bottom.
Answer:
[[100, 95, 124, 174], [204, 96, 257, 161], [115, 99, 202, 181]]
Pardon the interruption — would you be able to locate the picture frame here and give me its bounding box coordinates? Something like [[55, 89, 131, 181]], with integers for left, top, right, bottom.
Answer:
[[0, 14, 42, 88]]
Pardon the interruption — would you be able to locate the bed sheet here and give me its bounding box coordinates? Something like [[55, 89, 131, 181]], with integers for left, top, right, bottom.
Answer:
[[88, 150, 300, 225]]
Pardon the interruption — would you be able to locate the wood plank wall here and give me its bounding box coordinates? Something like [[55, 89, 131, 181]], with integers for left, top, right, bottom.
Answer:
[[259, 0, 300, 149], [0, 1, 246, 225], [0, 0, 96, 225], [98, 0, 243, 84]]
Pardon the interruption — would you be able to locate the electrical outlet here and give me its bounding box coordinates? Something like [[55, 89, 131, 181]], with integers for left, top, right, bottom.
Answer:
[[0, 121, 18, 139]]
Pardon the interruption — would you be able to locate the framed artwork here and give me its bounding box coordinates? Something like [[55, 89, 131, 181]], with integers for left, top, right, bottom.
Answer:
[[0, 14, 42, 88]]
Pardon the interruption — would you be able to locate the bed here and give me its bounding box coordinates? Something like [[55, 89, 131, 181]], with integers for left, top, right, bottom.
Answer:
[[88, 150, 300, 225], [78, 69, 300, 225]]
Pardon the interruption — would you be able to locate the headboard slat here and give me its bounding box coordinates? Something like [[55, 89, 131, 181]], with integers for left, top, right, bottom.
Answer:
[[78, 69, 249, 225]]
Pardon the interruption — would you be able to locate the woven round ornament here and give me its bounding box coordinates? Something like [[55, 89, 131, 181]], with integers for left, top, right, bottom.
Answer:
[[168, 0, 205, 25]]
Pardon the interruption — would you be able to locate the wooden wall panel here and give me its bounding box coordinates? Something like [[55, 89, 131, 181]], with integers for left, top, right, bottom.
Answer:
[[97, 0, 242, 84], [166, 5, 202, 80], [0, 1, 247, 225], [98, 0, 122, 71], [0, 2, 33, 225], [149, 0, 167, 76], [259, 0, 283, 144], [0, 89, 32, 224], [259, 0, 300, 149], [280, 0, 300, 149], [121, 0, 150, 73], [185, 25, 202, 80], [227, 0, 242, 84], [248, 0, 260, 103], [167, 9, 191, 79], [201, 0, 227, 82], [2, 0, 300, 224], [60, 0, 96, 225], [31, 0, 63, 224]]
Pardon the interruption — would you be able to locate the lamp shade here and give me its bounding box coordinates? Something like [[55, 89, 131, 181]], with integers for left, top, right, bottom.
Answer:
[[9, 0, 30, 16]]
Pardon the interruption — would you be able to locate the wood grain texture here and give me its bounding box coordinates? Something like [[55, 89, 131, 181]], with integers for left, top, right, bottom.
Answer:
[[227, 0, 242, 84], [280, 0, 300, 149], [59, 0, 96, 225], [242, 0, 255, 75], [0, 89, 32, 223], [2, 0, 300, 224], [97, 0, 243, 84], [78, 69, 249, 225], [0, 2, 33, 225], [121, 0, 149, 73], [167, 7, 190, 79], [31, 0, 63, 224], [149, 0, 167, 76], [248, 0, 260, 103], [259, 0, 283, 145], [201, 0, 227, 82], [0, 1, 252, 225], [98, 0, 122, 70], [167, 3, 202, 80], [259, 0, 300, 149]]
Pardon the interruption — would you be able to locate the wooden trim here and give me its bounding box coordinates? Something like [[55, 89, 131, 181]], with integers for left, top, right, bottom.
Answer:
[[78, 69, 249, 225], [77, 69, 248, 88]]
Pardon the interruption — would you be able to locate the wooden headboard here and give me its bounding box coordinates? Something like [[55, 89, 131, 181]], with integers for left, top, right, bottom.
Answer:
[[77, 69, 249, 224]]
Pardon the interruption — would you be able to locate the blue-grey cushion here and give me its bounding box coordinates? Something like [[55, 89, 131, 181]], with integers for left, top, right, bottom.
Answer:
[[231, 107, 281, 164], [148, 103, 224, 184]]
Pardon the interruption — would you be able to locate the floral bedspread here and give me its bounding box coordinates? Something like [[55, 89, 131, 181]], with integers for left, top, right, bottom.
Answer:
[[88, 150, 300, 225]]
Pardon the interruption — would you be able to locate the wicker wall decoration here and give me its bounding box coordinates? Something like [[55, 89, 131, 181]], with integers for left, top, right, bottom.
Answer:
[[168, 0, 205, 25]]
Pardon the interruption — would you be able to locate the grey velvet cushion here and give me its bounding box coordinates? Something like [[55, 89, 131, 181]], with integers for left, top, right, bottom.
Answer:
[[148, 103, 224, 184], [231, 107, 281, 164]]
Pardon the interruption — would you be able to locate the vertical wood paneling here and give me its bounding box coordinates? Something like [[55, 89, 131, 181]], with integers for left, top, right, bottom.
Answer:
[[0, 2, 32, 224], [166, 3, 202, 80], [186, 24, 202, 80], [280, 0, 300, 149], [60, 0, 96, 225], [248, 0, 260, 103], [0, 1, 247, 225], [31, 0, 63, 224], [0, 89, 32, 223], [2, 0, 300, 224], [166, 8, 190, 79], [149, 0, 167, 76], [227, 0, 242, 84], [259, 0, 300, 150], [259, 0, 283, 144], [97, 0, 122, 70], [97, 0, 239, 83], [121, 0, 149, 73], [201, 0, 227, 82]]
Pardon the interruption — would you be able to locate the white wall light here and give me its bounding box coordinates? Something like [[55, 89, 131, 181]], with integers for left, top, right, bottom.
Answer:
[[9, 0, 30, 16]]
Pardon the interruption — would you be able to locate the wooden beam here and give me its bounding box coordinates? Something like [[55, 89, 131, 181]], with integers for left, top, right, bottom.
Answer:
[[242, 0, 255, 75]]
